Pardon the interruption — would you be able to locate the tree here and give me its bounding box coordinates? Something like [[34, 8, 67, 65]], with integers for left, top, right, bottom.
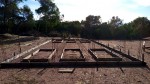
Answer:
[[0, 0, 26, 33], [19, 5, 35, 33], [55, 21, 81, 37], [109, 16, 123, 28], [20, 5, 33, 21], [109, 16, 123, 38], [81, 15, 101, 38], [35, 0, 60, 34], [85, 15, 101, 28], [98, 22, 112, 39], [131, 17, 150, 38]]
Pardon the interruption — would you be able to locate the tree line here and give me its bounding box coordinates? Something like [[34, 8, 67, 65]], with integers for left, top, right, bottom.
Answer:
[[0, 0, 150, 39]]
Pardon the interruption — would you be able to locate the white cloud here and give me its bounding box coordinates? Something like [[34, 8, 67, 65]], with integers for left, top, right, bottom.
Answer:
[[19, 0, 149, 22], [54, 0, 148, 22], [19, 0, 150, 22], [133, 0, 150, 7]]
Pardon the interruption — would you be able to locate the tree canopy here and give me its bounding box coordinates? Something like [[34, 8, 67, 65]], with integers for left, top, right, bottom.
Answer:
[[0, 0, 150, 39]]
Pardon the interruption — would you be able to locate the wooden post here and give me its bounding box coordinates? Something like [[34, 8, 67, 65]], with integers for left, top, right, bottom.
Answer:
[[19, 47, 21, 53], [51, 39, 53, 49], [94, 43, 95, 49], [143, 45, 145, 52], [88, 42, 89, 49], [143, 41, 145, 52], [128, 50, 130, 56], [142, 53, 144, 62], [14, 52, 15, 56], [96, 61, 98, 71], [111, 48, 112, 53]]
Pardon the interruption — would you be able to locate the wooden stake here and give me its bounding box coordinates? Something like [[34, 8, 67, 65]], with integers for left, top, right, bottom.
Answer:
[[142, 53, 144, 62], [14, 52, 15, 56], [128, 50, 130, 55]]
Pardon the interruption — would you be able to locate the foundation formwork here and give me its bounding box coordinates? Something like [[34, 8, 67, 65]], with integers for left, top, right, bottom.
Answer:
[[66, 39, 76, 43], [0, 38, 147, 69], [52, 39, 63, 43], [88, 49, 122, 61], [60, 49, 85, 61], [0, 61, 146, 69], [21, 49, 56, 63], [92, 40, 141, 61], [80, 39, 91, 43]]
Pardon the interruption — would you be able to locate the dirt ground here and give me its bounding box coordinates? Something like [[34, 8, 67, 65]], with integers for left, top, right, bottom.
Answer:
[[28, 49, 53, 59], [63, 50, 81, 59], [0, 38, 150, 84], [0, 36, 49, 62], [94, 51, 113, 58]]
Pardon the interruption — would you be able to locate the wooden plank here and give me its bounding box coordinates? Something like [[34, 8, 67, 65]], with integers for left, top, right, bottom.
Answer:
[[89, 49, 122, 61], [0, 61, 146, 68], [60, 49, 85, 61], [58, 68, 75, 73], [21, 49, 56, 62]]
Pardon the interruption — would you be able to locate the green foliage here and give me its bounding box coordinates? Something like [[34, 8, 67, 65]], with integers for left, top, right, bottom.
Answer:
[[109, 16, 123, 28], [0, 0, 31, 34], [55, 21, 81, 37], [81, 16, 150, 39], [20, 5, 33, 21], [0, 0, 150, 39], [85, 15, 101, 28], [81, 15, 101, 39], [35, 0, 60, 35], [131, 17, 150, 38]]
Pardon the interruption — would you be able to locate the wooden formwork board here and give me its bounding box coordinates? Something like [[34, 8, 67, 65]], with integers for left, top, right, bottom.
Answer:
[[52, 39, 63, 43], [145, 47, 150, 50], [89, 49, 122, 61], [0, 61, 146, 68], [58, 68, 75, 73], [80, 39, 91, 43], [2, 40, 51, 63], [65, 39, 76, 43], [21, 49, 56, 62], [66, 41, 76, 43], [60, 49, 85, 61], [92, 40, 140, 61]]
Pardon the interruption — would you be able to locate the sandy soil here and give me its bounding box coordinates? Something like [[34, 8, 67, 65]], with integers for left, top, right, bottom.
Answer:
[[0, 38, 150, 84], [99, 40, 150, 66], [94, 51, 113, 58], [63, 50, 81, 59], [30, 51, 52, 59], [0, 37, 49, 62]]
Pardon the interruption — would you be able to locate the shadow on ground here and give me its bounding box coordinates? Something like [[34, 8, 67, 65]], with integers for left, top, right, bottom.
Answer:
[[0, 36, 39, 45]]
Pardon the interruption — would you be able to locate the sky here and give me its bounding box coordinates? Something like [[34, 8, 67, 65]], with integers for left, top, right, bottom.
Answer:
[[19, 0, 150, 23]]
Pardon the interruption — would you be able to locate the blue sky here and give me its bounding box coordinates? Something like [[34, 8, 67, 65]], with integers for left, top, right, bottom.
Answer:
[[19, 0, 150, 23]]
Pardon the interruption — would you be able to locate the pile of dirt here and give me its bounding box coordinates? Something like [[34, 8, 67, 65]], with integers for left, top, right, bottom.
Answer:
[[0, 33, 17, 40]]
